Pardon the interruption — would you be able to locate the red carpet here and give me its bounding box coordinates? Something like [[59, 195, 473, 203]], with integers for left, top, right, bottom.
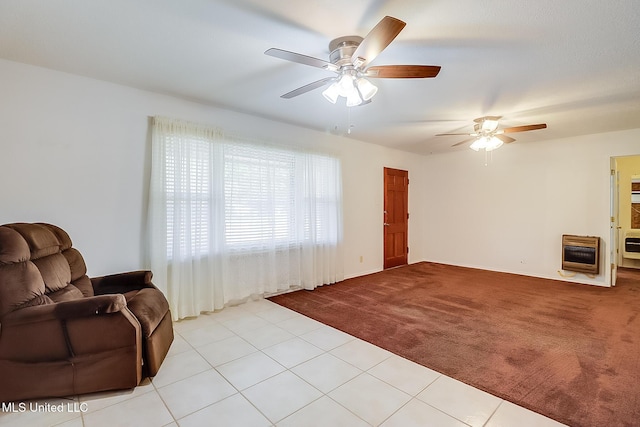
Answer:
[[269, 262, 640, 427]]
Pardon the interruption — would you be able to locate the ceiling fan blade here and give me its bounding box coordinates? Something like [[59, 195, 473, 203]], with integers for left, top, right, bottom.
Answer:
[[436, 132, 474, 136], [451, 138, 476, 147], [351, 16, 406, 68], [502, 123, 547, 133], [265, 48, 339, 72], [365, 65, 441, 78], [495, 134, 516, 144], [280, 77, 335, 99]]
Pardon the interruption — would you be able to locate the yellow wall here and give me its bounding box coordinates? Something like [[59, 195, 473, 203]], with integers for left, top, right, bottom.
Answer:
[[616, 155, 640, 268]]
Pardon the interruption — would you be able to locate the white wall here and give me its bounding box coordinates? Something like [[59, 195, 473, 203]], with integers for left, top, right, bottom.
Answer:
[[419, 128, 640, 286], [3, 58, 637, 287], [0, 59, 425, 278]]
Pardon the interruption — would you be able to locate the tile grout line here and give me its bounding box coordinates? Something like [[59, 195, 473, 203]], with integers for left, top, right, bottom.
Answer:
[[180, 303, 409, 425], [178, 301, 483, 427], [482, 399, 505, 427]]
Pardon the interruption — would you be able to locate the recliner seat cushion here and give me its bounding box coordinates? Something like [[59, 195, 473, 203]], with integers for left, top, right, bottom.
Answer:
[[47, 285, 84, 303], [124, 288, 170, 338]]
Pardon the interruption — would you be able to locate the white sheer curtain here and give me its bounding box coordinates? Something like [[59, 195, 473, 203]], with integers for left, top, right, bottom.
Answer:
[[147, 117, 344, 320]]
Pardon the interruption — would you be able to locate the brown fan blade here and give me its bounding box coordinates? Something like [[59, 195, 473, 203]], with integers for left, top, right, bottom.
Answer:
[[473, 116, 502, 123], [502, 123, 547, 133], [452, 138, 476, 147], [495, 134, 516, 144], [351, 16, 406, 68], [281, 77, 335, 99], [436, 133, 474, 136], [265, 48, 339, 72], [365, 65, 441, 78]]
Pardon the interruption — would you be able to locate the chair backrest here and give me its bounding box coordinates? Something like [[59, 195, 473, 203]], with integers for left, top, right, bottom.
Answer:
[[0, 223, 93, 319]]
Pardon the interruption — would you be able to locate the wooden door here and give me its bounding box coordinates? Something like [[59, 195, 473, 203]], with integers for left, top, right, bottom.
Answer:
[[384, 167, 408, 269]]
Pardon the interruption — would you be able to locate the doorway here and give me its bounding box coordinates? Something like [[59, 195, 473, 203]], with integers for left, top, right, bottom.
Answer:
[[610, 155, 640, 286], [611, 155, 640, 286], [383, 167, 408, 269]]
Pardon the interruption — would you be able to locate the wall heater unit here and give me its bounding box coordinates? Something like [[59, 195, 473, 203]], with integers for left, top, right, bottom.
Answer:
[[623, 230, 640, 260], [562, 235, 600, 274]]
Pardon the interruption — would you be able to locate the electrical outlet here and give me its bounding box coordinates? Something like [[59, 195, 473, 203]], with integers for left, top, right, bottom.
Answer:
[[359, 256, 363, 263]]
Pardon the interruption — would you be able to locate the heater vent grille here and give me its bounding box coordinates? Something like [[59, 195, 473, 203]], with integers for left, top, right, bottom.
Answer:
[[562, 235, 600, 274]]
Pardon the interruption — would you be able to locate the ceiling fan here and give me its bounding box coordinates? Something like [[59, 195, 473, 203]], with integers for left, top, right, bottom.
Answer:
[[264, 16, 441, 107], [436, 116, 547, 151]]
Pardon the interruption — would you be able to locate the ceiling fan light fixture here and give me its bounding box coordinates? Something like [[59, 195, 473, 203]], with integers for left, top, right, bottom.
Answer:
[[469, 135, 503, 152], [322, 70, 373, 106], [485, 136, 504, 151], [469, 137, 485, 151], [336, 73, 355, 97], [345, 89, 363, 107], [322, 82, 340, 104], [439, 116, 547, 152], [356, 77, 378, 101]]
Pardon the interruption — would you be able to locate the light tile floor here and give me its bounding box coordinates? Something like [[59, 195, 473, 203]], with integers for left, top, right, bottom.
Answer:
[[0, 298, 567, 427]]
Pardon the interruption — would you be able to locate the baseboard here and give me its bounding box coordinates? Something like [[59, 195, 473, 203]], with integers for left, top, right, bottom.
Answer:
[[415, 258, 611, 288]]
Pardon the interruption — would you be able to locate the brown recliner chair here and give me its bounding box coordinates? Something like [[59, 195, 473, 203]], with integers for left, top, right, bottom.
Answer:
[[0, 223, 174, 402]]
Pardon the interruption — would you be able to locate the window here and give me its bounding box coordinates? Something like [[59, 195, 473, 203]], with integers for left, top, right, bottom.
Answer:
[[155, 119, 342, 258], [165, 137, 212, 258], [223, 144, 297, 247], [147, 116, 344, 319]]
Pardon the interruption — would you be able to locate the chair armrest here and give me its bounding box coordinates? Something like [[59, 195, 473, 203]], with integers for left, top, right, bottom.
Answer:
[[1, 295, 127, 326], [91, 270, 155, 295]]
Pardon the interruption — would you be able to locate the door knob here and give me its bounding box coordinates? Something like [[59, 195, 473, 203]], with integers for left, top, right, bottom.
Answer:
[[384, 223, 390, 226]]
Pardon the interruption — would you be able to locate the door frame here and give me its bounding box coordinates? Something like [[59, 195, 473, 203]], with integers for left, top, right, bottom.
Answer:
[[610, 157, 619, 286]]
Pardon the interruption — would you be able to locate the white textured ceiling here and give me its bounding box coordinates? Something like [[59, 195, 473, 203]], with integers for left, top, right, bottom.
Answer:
[[1, 0, 639, 154]]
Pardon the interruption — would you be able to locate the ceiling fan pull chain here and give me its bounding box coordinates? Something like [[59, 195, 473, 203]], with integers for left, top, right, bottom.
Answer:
[[484, 149, 494, 166]]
